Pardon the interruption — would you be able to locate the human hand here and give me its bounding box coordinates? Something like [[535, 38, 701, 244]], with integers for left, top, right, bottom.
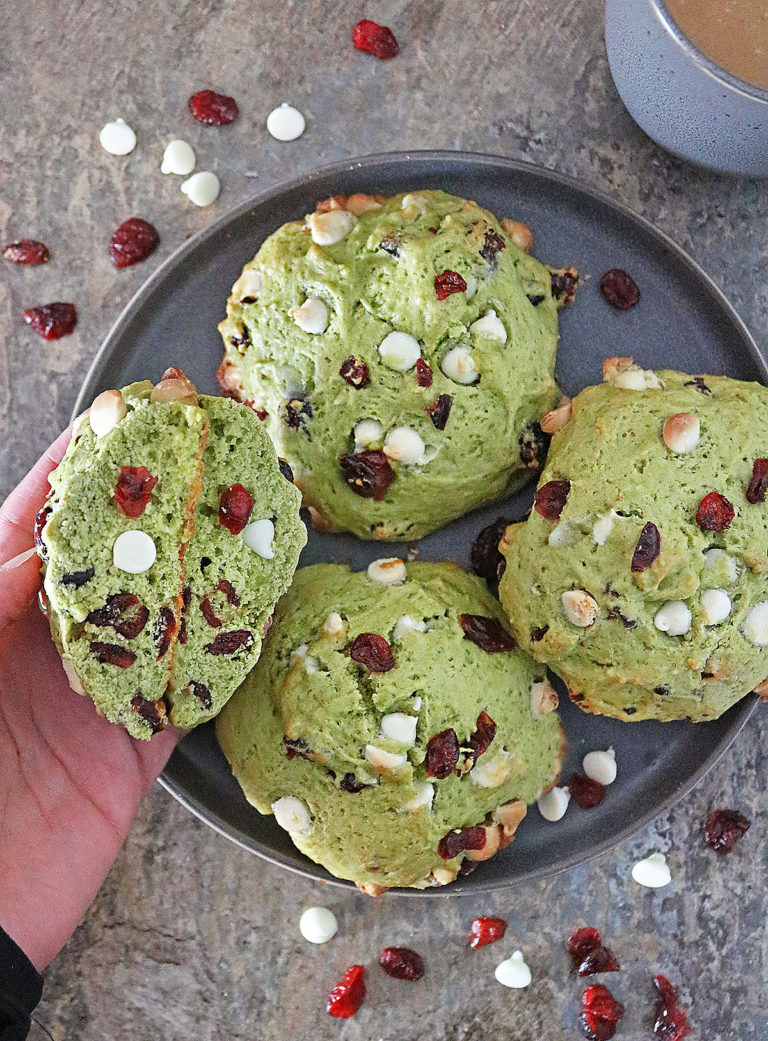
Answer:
[[0, 430, 181, 970]]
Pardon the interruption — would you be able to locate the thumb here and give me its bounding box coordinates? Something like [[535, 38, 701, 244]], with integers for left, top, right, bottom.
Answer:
[[0, 426, 73, 631]]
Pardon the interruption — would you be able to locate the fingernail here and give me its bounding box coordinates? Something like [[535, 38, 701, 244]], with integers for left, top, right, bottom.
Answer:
[[0, 546, 38, 572]]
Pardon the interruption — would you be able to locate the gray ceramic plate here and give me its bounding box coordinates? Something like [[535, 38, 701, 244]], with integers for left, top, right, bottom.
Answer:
[[75, 151, 763, 895]]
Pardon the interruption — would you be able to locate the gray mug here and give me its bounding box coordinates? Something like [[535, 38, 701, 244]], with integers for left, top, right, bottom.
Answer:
[[605, 0, 768, 177]]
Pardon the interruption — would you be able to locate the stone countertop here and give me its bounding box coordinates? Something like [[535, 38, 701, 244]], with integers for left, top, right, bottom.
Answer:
[[2, 2, 767, 1038]]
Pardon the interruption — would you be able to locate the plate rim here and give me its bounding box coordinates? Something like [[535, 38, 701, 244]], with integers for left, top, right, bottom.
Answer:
[[74, 149, 762, 895]]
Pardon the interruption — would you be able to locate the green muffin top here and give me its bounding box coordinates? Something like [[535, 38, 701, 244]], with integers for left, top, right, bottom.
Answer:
[[217, 561, 564, 893], [499, 360, 768, 722], [38, 369, 305, 739], [218, 189, 570, 540]]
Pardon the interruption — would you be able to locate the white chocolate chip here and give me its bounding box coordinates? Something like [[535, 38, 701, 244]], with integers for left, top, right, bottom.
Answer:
[[469, 309, 507, 343], [232, 268, 263, 302], [537, 786, 571, 822], [243, 518, 275, 559], [272, 796, 313, 835], [62, 658, 86, 696], [299, 906, 337, 944], [99, 118, 136, 156], [113, 530, 156, 573], [353, 418, 384, 450], [383, 427, 426, 465], [582, 748, 617, 785], [703, 548, 738, 583], [663, 412, 700, 453], [561, 589, 599, 627], [276, 364, 304, 397], [470, 749, 514, 788], [322, 612, 345, 636], [548, 521, 577, 547], [181, 171, 220, 207], [441, 345, 479, 385], [89, 389, 127, 436], [631, 851, 671, 888], [365, 745, 407, 772], [308, 209, 355, 245], [654, 600, 692, 637], [378, 331, 421, 371], [593, 510, 618, 545], [401, 193, 428, 215], [500, 218, 533, 253], [603, 357, 661, 390], [290, 297, 329, 334], [743, 602, 768, 645], [540, 398, 573, 434], [161, 139, 195, 175], [394, 614, 427, 641], [530, 679, 558, 718], [367, 557, 406, 585], [343, 194, 383, 215], [495, 951, 532, 989], [464, 273, 478, 300], [380, 712, 418, 746], [398, 780, 434, 812], [701, 588, 732, 626], [266, 102, 306, 141], [411, 695, 423, 710], [291, 643, 320, 673]]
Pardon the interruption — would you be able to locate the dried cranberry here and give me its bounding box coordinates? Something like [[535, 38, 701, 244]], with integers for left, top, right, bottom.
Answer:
[[434, 270, 467, 300], [188, 89, 239, 125], [218, 483, 253, 534], [551, 268, 579, 306], [631, 521, 660, 572], [154, 606, 176, 658], [217, 579, 239, 605], [425, 729, 460, 778], [61, 567, 94, 587], [471, 516, 509, 587], [569, 774, 606, 809], [427, 393, 452, 430], [327, 964, 366, 1018], [580, 984, 624, 1040], [113, 465, 158, 518], [379, 947, 424, 981], [130, 694, 167, 733], [339, 450, 395, 500], [459, 614, 515, 653], [189, 681, 212, 709], [534, 480, 570, 521], [746, 458, 768, 504], [696, 492, 735, 532], [90, 641, 136, 668], [606, 606, 637, 629], [348, 632, 395, 672], [469, 917, 507, 948], [339, 355, 370, 388], [278, 458, 294, 483], [600, 268, 640, 310], [480, 229, 506, 264], [200, 597, 223, 628], [519, 421, 549, 468], [415, 358, 433, 387], [206, 630, 253, 655], [468, 711, 497, 760], [438, 825, 487, 860], [568, 928, 620, 976], [340, 772, 366, 793], [24, 302, 77, 340], [34, 505, 52, 555], [684, 376, 711, 395], [352, 19, 399, 59], [283, 397, 313, 429], [4, 239, 49, 264], [109, 218, 159, 269], [230, 329, 251, 349], [530, 625, 549, 641], [705, 808, 750, 853], [653, 975, 691, 1041], [87, 592, 149, 639]]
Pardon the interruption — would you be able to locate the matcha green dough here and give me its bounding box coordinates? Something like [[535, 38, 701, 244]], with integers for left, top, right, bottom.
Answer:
[[217, 189, 563, 540], [216, 561, 564, 893], [499, 361, 768, 722], [38, 371, 305, 739]]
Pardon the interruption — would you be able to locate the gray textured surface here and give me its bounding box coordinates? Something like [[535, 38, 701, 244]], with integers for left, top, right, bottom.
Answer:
[[2, 1, 767, 1038]]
